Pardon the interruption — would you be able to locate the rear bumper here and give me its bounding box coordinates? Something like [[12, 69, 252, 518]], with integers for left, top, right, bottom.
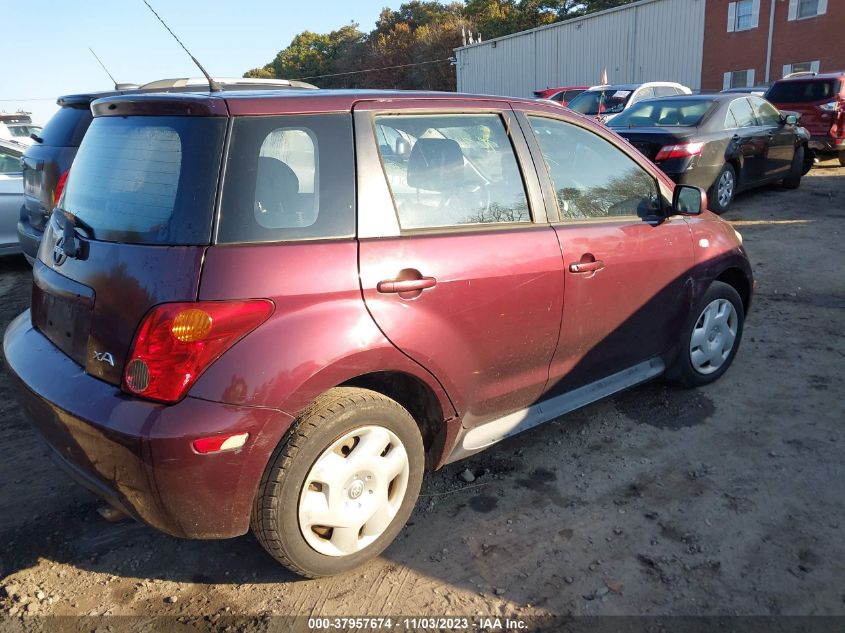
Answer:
[[16, 217, 42, 262], [808, 135, 845, 153], [3, 311, 295, 539]]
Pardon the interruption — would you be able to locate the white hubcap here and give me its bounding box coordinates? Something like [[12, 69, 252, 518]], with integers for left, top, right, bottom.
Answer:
[[689, 298, 738, 374], [298, 426, 410, 557]]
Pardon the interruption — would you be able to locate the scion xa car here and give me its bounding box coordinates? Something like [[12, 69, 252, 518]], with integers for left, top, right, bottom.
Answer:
[[3, 89, 752, 578], [610, 94, 812, 212]]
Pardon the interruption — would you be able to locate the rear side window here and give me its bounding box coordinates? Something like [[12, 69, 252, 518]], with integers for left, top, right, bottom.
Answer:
[[766, 80, 841, 103], [218, 114, 354, 243], [37, 106, 93, 147], [373, 113, 530, 230], [62, 115, 226, 244]]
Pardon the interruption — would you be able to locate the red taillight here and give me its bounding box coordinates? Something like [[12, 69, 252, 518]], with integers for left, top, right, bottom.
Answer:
[[655, 142, 704, 162], [53, 168, 70, 206], [123, 300, 274, 403]]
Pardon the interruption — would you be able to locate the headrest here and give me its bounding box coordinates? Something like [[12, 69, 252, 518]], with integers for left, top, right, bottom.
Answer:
[[256, 156, 299, 199], [406, 138, 465, 191]]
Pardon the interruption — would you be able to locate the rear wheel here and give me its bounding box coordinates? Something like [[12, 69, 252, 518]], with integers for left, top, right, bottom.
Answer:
[[782, 145, 805, 189], [251, 387, 424, 578], [670, 281, 745, 388], [709, 163, 736, 213]]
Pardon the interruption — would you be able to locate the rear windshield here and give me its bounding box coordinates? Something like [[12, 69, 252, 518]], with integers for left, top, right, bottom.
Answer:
[[610, 99, 714, 128], [61, 115, 226, 244], [217, 114, 354, 243], [568, 89, 633, 115], [37, 106, 93, 147], [765, 80, 841, 103]]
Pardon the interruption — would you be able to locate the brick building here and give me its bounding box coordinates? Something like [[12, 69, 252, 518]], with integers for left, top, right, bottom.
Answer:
[[702, 0, 842, 91]]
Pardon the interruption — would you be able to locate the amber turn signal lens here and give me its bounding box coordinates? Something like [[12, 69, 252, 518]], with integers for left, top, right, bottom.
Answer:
[[171, 309, 213, 342]]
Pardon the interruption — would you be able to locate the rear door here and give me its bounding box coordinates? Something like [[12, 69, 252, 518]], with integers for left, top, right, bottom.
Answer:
[[517, 107, 694, 396], [354, 100, 565, 427], [31, 106, 228, 386], [726, 97, 767, 184]]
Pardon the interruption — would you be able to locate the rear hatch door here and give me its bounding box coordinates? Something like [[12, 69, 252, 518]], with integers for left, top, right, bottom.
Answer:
[[31, 97, 229, 386]]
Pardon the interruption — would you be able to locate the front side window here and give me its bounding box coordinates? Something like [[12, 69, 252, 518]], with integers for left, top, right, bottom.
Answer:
[[750, 97, 782, 126], [374, 113, 530, 230], [727, 98, 757, 127], [218, 114, 354, 243], [528, 116, 660, 220]]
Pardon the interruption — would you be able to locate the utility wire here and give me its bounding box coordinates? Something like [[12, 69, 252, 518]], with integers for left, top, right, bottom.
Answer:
[[293, 57, 453, 81]]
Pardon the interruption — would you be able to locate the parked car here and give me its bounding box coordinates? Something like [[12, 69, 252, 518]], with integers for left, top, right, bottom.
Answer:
[[4, 89, 753, 578], [609, 94, 811, 212], [720, 86, 768, 97], [0, 140, 24, 255], [764, 71, 845, 166], [17, 77, 319, 263], [567, 82, 692, 122], [533, 86, 589, 105], [0, 113, 41, 147]]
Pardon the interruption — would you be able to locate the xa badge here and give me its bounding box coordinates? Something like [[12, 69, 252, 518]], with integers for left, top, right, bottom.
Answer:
[[93, 351, 115, 367], [52, 237, 67, 266]]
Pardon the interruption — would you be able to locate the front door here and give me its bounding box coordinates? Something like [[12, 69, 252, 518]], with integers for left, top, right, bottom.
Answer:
[[518, 110, 695, 396], [727, 97, 768, 185], [354, 102, 565, 427], [750, 96, 795, 177]]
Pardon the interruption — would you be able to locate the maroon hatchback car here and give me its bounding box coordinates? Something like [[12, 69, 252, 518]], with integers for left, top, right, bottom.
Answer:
[[3, 89, 752, 577]]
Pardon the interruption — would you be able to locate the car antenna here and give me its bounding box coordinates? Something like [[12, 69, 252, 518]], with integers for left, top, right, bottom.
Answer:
[[89, 48, 120, 90], [140, 0, 222, 92]]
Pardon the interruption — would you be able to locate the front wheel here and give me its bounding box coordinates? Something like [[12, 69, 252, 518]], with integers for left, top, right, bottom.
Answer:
[[708, 163, 736, 214], [251, 387, 424, 578], [669, 281, 745, 388]]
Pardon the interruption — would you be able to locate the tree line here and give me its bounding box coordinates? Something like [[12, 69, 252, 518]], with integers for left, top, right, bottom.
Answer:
[[244, 0, 637, 91]]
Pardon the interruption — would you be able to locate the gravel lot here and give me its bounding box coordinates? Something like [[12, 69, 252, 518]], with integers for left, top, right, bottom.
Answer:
[[1, 160, 843, 624]]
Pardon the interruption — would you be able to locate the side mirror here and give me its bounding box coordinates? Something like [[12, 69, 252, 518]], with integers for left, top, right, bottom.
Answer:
[[672, 184, 706, 216], [784, 113, 798, 126]]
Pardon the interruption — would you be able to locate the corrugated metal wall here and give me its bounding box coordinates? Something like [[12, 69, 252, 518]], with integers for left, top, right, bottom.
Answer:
[[456, 0, 706, 97]]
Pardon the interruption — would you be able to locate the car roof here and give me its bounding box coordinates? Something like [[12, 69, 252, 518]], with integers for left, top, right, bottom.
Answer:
[[0, 138, 26, 154], [586, 82, 686, 92], [91, 89, 548, 117], [773, 71, 844, 83]]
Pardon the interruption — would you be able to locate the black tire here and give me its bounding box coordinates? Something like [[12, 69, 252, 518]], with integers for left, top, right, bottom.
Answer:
[[839, 152, 845, 167], [782, 145, 805, 189], [708, 163, 736, 214], [251, 387, 424, 578], [669, 281, 745, 388]]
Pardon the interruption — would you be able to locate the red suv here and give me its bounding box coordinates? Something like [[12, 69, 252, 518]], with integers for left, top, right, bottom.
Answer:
[[3, 90, 752, 578], [765, 72, 845, 165]]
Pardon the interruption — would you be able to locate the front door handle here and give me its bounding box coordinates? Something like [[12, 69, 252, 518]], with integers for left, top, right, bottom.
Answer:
[[569, 260, 605, 273], [377, 276, 437, 294]]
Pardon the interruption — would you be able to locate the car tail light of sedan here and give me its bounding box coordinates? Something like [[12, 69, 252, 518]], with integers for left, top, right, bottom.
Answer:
[[655, 142, 705, 162], [123, 300, 274, 403]]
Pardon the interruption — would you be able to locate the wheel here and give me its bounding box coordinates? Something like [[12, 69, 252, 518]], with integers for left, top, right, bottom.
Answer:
[[782, 145, 805, 189], [708, 163, 736, 213], [669, 281, 745, 388], [251, 387, 424, 578]]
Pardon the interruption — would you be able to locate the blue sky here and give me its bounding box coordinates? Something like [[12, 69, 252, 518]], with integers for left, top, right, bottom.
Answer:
[[2, 0, 411, 125]]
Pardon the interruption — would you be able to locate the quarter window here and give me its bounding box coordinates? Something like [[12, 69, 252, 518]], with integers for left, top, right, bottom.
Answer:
[[374, 114, 530, 230], [528, 116, 660, 220]]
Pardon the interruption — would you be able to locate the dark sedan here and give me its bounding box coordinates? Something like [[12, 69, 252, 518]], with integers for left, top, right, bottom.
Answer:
[[608, 94, 812, 212]]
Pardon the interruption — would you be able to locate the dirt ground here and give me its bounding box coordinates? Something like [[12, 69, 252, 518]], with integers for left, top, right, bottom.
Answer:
[[1, 160, 843, 627]]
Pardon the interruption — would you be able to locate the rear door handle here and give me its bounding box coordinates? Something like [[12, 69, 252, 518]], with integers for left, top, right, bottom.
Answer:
[[569, 260, 605, 273], [377, 276, 437, 293]]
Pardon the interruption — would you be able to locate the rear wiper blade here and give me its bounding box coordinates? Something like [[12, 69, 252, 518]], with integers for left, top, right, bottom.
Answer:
[[52, 209, 93, 259]]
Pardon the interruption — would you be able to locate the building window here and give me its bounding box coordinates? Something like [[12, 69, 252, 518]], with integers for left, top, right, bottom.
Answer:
[[727, 0, 760, 32], [723, 69, 756, 90], [788, 0, 827, 20], [783, 61, 820, 77], [736, 0, 754, 29]]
